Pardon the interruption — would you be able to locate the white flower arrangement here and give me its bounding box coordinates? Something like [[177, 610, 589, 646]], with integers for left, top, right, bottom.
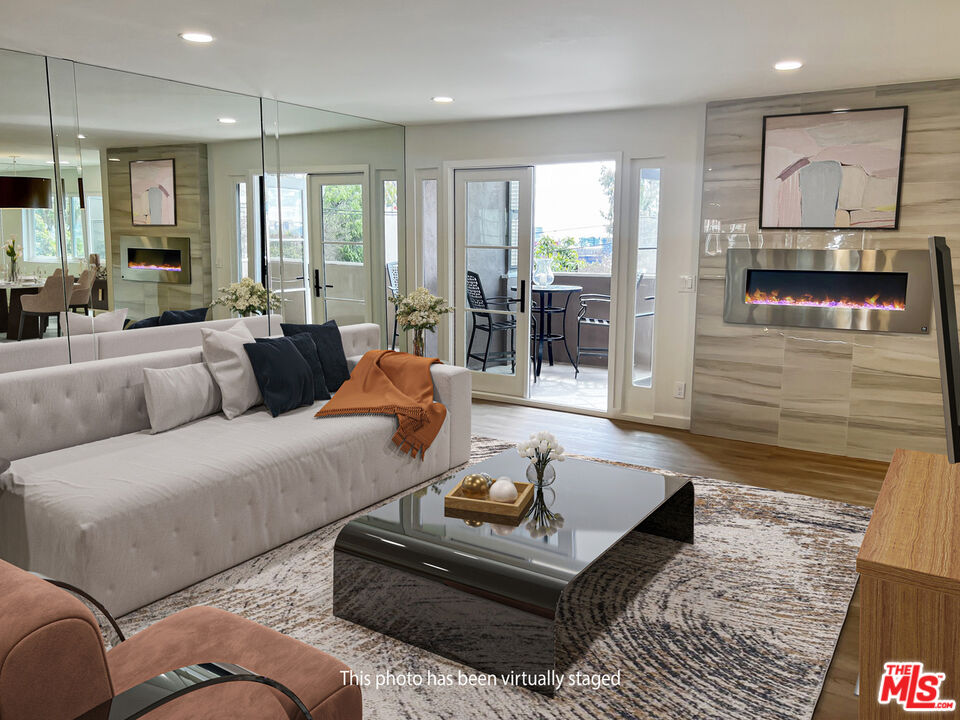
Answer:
[[211, 277, 283, 316], [390, 287, 452, 332], [516, 431, 567, 467]]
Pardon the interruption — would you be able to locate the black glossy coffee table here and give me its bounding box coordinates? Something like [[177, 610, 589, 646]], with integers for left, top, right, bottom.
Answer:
[[333, 451, 693, 694]]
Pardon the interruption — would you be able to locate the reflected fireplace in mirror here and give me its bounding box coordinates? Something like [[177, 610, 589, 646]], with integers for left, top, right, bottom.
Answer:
[[119, 235, 191, 284], [127, 248, 183, 273]]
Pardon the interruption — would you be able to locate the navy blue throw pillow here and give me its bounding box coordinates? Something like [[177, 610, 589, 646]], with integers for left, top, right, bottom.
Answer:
[[125, 315, 161, 330], [258, 332, 329, 401], [159, 307, 209, 325], [280, 320, 350, 392], [243, 337, 314, 417]]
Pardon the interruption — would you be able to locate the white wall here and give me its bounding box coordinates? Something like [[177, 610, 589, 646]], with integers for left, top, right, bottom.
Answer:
[[404, 104, 705, 426]]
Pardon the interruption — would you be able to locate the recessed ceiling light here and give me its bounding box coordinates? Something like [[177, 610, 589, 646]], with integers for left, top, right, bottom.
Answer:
[[179, 31, 214, 43], [774, 60, 803, 71], [431, 96, 454, 104], [76, 133, 86, 139], [218, 117, 237, 124], [108, 157, 121, 162]]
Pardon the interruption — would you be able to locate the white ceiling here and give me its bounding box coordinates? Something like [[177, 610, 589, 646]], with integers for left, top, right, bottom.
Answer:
[[0, 0, 958, 125]]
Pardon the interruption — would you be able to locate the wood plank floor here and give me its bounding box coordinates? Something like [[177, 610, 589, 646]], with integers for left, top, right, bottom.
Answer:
[[472, 400, 888, 720]]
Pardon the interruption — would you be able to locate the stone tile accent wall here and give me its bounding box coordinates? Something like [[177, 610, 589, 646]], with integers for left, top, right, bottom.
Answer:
[[692, 79, 960, 461]]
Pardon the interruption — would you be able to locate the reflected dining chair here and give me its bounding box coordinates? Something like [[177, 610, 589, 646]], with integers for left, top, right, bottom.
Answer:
[[69, 268, 95, 315], [18, 274, 73, 340]]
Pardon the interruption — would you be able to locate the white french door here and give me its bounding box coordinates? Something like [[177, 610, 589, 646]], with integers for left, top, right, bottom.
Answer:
[[307, 172, 370, 326], [453, 167, 534, 396]]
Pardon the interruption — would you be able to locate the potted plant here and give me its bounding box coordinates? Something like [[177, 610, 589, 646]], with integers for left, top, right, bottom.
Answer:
[[390, 287, 452, 356], [211, 277, 282, 317]]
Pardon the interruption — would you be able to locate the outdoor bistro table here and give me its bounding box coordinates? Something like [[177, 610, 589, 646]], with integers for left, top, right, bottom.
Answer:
[[512, 284, 582, 377]]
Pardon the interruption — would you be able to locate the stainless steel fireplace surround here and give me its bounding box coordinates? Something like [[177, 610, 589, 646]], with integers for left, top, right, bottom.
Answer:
[[119, 235, 191, 285], [723, 249, 932, 334]]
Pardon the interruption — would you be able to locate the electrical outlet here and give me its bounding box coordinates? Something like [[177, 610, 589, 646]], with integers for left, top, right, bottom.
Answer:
[[673, 381, 686, 399]]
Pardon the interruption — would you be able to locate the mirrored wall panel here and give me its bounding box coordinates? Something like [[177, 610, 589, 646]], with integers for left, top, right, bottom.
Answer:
[[265, 101, 405, 336], [0, 46, 405, 371], [0, 49, 69, 356]]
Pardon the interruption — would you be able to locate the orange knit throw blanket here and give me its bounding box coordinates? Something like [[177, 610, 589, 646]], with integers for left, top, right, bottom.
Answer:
[[314, 350, 446, 460]]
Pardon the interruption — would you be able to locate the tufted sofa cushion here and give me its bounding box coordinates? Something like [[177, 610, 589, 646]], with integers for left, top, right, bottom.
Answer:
[[0, 397, 453, 615]]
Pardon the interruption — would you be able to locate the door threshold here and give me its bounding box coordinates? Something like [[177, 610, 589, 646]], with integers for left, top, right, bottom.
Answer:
[[472, 391, 612, 420]]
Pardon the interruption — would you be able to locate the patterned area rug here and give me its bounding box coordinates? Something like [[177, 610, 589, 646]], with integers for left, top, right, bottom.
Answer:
[[119, 438, 871, 720]]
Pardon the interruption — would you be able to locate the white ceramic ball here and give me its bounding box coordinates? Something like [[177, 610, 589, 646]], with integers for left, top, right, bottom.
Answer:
[[489, 477, 518, 503]]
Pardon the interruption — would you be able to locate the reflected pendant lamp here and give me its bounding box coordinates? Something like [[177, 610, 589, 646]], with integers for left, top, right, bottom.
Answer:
[[0, 176, 53, 208]]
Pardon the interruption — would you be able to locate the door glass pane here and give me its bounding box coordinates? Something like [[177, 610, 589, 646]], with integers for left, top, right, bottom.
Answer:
[[464, 248, 518, 375], [325, 299, 366, 326], [322, 184, 363, 244], [235, 181, 248, 280], [384, 180, 399, 349], [465, 181, 519, 248], [633, 168, 661, 387], [420, 178, 439, 356], [421, 179, 438, 294]]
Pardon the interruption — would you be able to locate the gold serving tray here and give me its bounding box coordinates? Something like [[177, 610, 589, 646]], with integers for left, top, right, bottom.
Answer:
[[444, 479, 534, 524]]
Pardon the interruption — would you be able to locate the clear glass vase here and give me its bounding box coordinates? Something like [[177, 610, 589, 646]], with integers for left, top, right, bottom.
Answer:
[[412, 328, 425, 357], [526, 461, 556, 487], [533, 257, 554, 286]]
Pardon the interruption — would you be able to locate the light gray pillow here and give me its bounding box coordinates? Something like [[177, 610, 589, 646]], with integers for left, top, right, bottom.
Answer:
[[143, 363, 222, 433], [59, 308, 128, 335], [201, 321, 262, 419]]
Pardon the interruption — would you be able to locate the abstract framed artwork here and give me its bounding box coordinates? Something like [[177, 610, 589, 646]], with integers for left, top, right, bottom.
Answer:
[[130, 158, 176, 226], [759, 106, 907, 230]]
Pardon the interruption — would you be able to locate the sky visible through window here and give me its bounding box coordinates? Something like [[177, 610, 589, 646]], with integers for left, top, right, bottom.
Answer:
[[534, 161, 615, 273]]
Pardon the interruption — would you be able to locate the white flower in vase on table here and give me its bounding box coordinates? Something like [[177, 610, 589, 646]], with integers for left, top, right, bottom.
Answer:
[[517, 431, 567, 486]]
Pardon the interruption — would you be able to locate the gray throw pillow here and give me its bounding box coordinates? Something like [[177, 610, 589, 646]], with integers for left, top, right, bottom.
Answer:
[[143, 363, 222, 433], [201, 321, 262, 419]]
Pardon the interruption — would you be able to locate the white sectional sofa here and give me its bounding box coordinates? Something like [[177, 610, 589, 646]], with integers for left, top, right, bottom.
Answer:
[[0, 322, 471, 615], [0, 315, 275, 374]]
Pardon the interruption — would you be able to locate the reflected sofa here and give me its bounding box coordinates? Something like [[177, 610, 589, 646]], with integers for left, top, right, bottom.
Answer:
[[0, 315, 275, 374], [0, 322, 471, 615]]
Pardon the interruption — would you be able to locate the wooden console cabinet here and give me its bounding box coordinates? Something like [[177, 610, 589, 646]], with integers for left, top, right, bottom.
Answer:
[[857, 449, 960, 718]]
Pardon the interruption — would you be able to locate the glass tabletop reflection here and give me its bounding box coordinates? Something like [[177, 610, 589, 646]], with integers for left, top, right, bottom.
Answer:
[[350, 451, 689, 586]]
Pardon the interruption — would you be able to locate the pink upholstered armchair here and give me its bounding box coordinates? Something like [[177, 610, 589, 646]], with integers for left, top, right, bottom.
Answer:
[[0, 560, 361, 720]]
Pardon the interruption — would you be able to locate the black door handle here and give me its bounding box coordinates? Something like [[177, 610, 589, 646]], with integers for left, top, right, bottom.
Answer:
[[313, 269, 321, 298], [519, 279, 527, 313]]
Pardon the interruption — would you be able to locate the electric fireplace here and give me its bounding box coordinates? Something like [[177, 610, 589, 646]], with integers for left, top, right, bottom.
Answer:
[[723, 249, 931, 333], [119, 235, 191, 284]]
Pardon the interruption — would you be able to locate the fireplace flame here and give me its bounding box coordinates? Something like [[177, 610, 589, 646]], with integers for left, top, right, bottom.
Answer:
[[128, 262, 182, 272], [745, 288, 905, 311]]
